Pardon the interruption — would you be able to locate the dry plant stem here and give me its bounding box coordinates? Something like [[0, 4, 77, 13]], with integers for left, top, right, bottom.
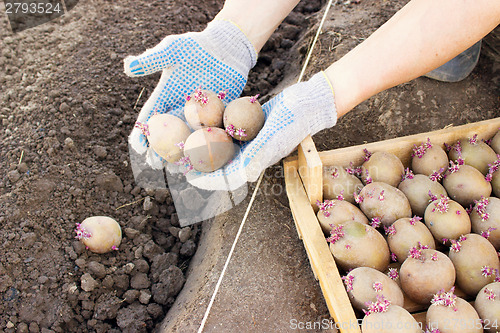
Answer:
[[325, 0, 500, 118], [115, 197, 146, 210]]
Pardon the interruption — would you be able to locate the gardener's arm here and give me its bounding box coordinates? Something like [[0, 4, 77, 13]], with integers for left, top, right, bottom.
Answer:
[[325, 0, 500, 118], [196, 0, 500, 191], [214, 0, 300, 52], [124, 0, 302, 168]]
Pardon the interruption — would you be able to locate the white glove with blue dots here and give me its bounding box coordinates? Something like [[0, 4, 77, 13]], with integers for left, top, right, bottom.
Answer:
[[186, 72, 338, 191], [124, 20, 257, 169]]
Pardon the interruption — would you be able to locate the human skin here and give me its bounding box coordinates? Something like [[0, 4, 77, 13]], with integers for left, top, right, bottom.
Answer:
[[214, 0, 301, 54], [215, 0, 500, 118]]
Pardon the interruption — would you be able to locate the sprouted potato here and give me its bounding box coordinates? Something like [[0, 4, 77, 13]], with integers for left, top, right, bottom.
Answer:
[[184, 88, 225, 130], [75, 216, 122, 254], [183, 127, 235, 172], [223, 95, 264, 141], [146, 113, 192, 163]]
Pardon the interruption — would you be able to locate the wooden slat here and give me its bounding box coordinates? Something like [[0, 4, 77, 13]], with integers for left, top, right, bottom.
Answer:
[[284, 159, 361, 333], [298, 135, 323, 211], [318, 118, 500, 168], [285, 156, 304, 240]]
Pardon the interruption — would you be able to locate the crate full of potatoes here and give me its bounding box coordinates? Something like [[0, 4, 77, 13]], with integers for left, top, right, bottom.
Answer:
[[284, 118, 500, 333]]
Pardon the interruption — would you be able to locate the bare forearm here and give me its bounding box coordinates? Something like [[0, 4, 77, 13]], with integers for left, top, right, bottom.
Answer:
[[325, 0, 500, 118], [214, 0, 300, 52]]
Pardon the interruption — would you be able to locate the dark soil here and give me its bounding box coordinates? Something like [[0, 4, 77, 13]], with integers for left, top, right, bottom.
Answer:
[[0, 0, 326, 332]]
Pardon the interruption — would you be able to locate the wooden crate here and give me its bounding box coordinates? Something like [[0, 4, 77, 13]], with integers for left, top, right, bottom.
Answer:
[[284, 118, 500, 333]]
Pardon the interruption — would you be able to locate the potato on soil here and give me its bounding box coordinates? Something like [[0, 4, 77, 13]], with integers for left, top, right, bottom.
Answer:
[[361, 151, 405, 187], [322, 166, 363, 204], [470, 197, 500, 250], [328, 221, 390, 272], [75, 216, 122, 254], [344, 267, 404, 312], [400, 249, 455, 304], [184, 89, 225, 130], [358, 182, 412, 227], [427, 290, 482, 333], [449, 136, 497, 175], [316, 199, 368, 235], [183, 127, 235, 172], [448, 233, 500, 296], [398, 173, 447, 217], [146, 114, 192, 163], [411, 139, 448, 176], [424, 196, 470, 243], [361, 303, 421, 333], [223, 95, 264, 141], [475, 282, 500, 332], [386, 217, 435, 263], [443, 163, 492, 207]]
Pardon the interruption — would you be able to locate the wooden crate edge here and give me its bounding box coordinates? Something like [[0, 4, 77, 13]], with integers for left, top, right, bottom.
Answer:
[[284, 118, 500, 332], [318, 117, 500, 168], [298, 135, 323, 210], [284, 160, 361, 333]]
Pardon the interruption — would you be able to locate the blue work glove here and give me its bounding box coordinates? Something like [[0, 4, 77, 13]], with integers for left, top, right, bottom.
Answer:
[[186, 72, 338, 191], [124, 20, 257, 168]]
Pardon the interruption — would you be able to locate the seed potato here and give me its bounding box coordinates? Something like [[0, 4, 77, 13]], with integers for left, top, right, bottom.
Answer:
[[328, 221, 390, 272], [146, 114, 192, 163], [490, 130, 500, 154], [400, 249, 455, 304], [424, 196, 471, 243], [398, 173, 447, 217], [448, 233, 500, 296], [489, 161, 500, 197], [474, 282, 500, 332], [470, 196, 500, 250], [75, 216, 122, 254], [358, 182, 412, 227], [345, 267, 404, 312], [386, 217, 436, 263], [427, 294, 482, 333], [443, 164, 492, 207], [362, 304, 422, 333], [449, 137, 497, 175], [411, 139, 449, 176], [322, 166, 363, 204], [183, 127, 235, 172], [361, 151, 405, 187], [316, 199, 368, 235], [184, 89, 225, 130], [223, 96, 264, 141]]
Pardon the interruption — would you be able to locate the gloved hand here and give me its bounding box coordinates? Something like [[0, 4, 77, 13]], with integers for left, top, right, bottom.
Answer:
[[124, 20, 257, 169], [186, 72, 338, 191]]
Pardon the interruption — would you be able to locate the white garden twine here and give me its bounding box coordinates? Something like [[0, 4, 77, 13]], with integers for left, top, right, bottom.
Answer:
[[197, 1, 335, 331]]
